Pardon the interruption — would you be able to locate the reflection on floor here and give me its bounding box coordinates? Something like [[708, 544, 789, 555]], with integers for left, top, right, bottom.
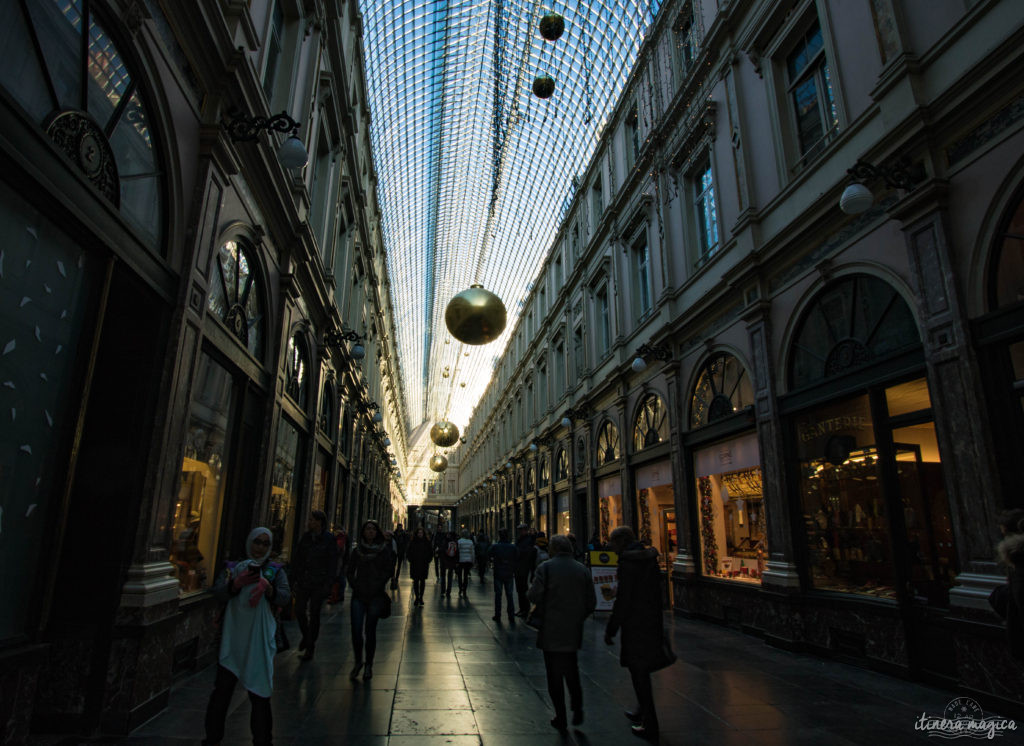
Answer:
[[80, 574, 1011, 744]]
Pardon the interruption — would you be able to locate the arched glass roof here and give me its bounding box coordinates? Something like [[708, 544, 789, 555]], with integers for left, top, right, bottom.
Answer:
[[360, 0, 662, 430]]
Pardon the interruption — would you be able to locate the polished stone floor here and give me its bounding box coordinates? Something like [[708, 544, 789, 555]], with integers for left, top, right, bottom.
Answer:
[[114, 572, 1003, 745]]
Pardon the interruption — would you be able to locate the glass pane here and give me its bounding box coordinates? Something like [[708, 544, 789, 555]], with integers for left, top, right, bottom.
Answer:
[[0, 181, 98, 642], [86, 14, 131, 128], [639, 484, 676, 572], [175, 353, 233, 594], [892, 421, 957, 606], [793, 76, 823, 155], [885, 378, 932, 417], [0, 3, 55, 122], [26, 0, 82, 111], [269, 417, 303, 562], [795, 395, 896, 598], [312, 449, 329, 512]]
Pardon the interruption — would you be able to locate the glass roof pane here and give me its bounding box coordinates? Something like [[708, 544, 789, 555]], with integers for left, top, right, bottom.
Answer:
[[360, 0, 661, 430]]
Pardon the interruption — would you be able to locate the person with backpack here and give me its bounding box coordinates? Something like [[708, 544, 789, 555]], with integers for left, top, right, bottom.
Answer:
[[440, 531, 459, 597], [456, 529, 476, 596], [487, 527, 517, 624], [475, 532, 492, 583]]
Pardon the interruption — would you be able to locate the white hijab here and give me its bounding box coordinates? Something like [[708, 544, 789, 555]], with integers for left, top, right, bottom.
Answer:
[[245, 526, 273, 567]]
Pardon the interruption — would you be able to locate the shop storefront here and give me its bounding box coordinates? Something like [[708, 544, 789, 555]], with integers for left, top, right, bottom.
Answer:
[[557, 492, 570, 534], [598, 475, 623, 544], [636, 461, 676, 573], [694, 433, 765, 584], [539, 496, 549, 535]]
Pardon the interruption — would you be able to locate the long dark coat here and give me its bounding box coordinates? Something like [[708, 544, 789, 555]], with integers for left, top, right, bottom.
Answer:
[[527, 554, 596, 652], [996, 533, 1024, 660], [406, 536, 434, 581], [606, 544, 665, 671]]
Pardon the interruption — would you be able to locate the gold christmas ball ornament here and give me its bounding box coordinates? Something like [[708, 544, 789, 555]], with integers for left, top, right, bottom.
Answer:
[[429, 453, 448, 472], [533, 75, 555, 99], [430, 420, 461, 447], [539, 12, 565, 41], [444, 284, 507, 345]]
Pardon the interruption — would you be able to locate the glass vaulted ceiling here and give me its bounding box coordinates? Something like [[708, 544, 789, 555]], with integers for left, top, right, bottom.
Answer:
[[360, 0, 662, 431]]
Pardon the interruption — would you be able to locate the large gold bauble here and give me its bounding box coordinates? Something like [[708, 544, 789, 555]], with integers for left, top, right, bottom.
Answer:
[[429, 454, 448, 472], [430, 420, 461, 447], [444, 284, 507, 345]]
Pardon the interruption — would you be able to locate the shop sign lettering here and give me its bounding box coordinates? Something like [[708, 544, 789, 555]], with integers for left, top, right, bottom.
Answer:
[[798, 415, 870, 443]]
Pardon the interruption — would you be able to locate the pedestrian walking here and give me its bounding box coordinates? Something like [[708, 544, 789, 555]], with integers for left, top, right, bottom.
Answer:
[[432, 529, 447, 581], [457, 529, 475, 596], [475, 532, 492, 583], [346, 520, 393, 681], [327, 525, 349, 605], [604, 526, 674, 741], [528, 534, 596, 731], [514, 523, 535, 616], [291, 510, 337, 661], [994, 509, 1024, 659], [393, 523, 410, 582], [407, 526, 433, 606], [440, 531, 459, 597], [488, 527, 517, 624], [202, 527, 290, 746]]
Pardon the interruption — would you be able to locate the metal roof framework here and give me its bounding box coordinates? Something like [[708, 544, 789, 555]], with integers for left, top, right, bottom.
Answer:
[[360, 0, 662, 431]]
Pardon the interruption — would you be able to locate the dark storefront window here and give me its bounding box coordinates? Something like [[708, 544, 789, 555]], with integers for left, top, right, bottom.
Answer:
[[270, 417, 303, 561], [0, 184, 100, 641]]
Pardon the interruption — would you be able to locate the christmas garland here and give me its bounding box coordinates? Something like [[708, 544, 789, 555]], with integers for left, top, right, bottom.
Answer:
[[638, 488, 652, 546], [699, 476, 719, 576]]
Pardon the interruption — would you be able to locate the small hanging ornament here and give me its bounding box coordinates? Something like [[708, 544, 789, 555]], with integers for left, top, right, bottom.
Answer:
[[431, 420, 461, 447], [539, 12, 565, 41], [533, 75, 555, 99], [445, 284, 507, 345], [429, 453, 448, 472]]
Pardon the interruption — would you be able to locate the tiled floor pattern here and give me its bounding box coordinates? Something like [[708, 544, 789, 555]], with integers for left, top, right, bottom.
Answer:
[[87, 574, 1016, 744]]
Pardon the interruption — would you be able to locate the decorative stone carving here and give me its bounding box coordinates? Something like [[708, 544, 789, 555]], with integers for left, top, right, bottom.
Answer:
[[46, 111, 120, 206]]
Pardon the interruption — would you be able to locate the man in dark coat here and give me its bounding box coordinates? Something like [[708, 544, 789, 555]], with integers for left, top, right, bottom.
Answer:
[[528, 534, 596, 730], [488, 527, 518, 623], [291, 510, 338, 661], [605, 525, 669, 741], [513, 523, 535, 616]]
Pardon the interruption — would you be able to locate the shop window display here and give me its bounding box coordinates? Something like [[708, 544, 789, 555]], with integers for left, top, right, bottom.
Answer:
[[539, 497, 549, 535], [270, 417, 303, 561], [557, 496, 570, 535], [311, 449, 329, 512], [796, 395, 896, 597], [598, 476, 623, 544], [695, 434, 766, 583], [173, 354, 234, 593], [638, 486, 677, 573]]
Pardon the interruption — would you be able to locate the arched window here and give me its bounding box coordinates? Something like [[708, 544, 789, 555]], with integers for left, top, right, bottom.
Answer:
[[539, 456, 550, 489], [208, 241, 265, 359], [596, 420, 620, 466], [338, 399, 352, 454], [691, 353, 754, 428], [527, 466, 536, 492], [633, 394, 668, 451], [285, 334, 309, 408], [789, 274, 919, 389], [555, 448, 569, 482], [990, 192, 1024, 310], [3, 2, 164, 249]]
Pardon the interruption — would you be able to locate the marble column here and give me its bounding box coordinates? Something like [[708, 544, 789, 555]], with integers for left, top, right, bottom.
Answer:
[[889, 181, 1006, 608], [745, 301, 800, 591]]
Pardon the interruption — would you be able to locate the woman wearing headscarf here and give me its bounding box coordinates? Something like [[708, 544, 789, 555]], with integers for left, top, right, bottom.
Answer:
[[406, 525, 433, 605], [291, 509, 337, 661], [346, 519, 393, 680], [203, 527, 290, 746]]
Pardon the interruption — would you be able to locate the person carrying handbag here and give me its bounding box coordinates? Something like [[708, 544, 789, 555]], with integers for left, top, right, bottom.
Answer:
[[527, 534, 596, 732], [202, 527, 291, 746], [604, 526, 676, 742]]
